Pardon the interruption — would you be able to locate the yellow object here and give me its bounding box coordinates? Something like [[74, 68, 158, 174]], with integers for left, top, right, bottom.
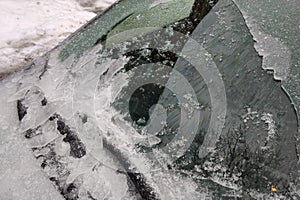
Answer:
[[271, 186, 277, 192]]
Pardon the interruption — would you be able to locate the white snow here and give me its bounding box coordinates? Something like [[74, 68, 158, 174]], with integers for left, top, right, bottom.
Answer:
[[0, 0, 117, 76]]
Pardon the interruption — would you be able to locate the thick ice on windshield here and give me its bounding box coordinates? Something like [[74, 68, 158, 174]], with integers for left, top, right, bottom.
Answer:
[[0, 39, 207, 199], [233, 0, 300, 127]]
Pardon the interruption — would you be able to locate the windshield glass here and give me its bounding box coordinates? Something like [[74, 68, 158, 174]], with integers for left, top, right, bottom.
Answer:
[[0, 0, 299, 199]]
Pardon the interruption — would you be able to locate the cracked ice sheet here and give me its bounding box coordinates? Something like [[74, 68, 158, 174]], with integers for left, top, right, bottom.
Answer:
[[233, 0, 300, 126], [0, 47, 131, 200], [0, 78, 65, 200], [70, 44, 205, 199], [0, 40, 207, 199]]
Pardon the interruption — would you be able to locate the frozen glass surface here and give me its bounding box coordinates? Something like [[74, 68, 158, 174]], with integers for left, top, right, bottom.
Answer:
[[0, 0, 299, 199], [234, 0, 300, 128]]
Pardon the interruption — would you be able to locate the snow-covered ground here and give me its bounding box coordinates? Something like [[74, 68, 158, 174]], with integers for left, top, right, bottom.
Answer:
[[0, 0, 116, 76]]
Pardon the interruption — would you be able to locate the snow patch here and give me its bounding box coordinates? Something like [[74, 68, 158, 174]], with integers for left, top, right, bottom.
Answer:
[[0, 0, 116, 76]]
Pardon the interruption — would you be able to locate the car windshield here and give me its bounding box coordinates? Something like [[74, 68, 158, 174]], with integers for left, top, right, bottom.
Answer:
[[0, 0, 299, 199]]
